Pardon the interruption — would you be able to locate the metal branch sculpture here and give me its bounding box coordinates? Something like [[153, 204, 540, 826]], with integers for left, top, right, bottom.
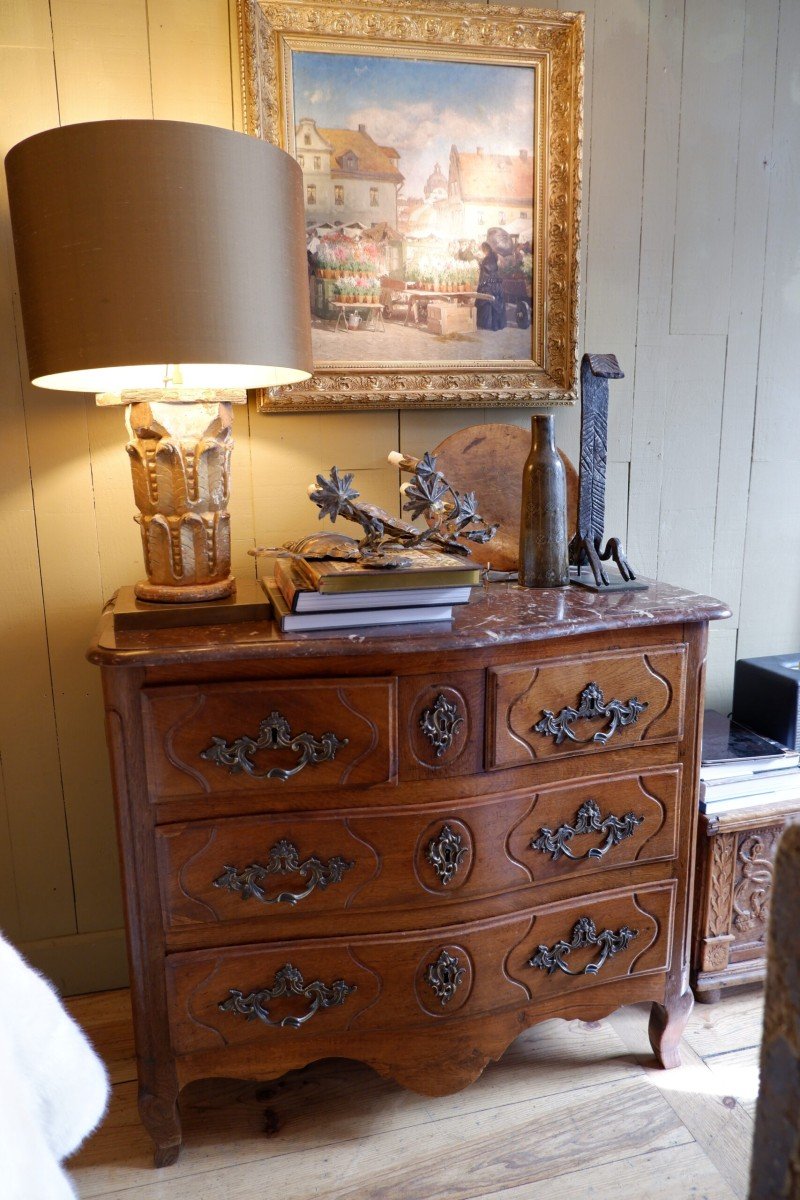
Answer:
[[301, 453, 497, 565], [569, 353, 640, 588], [391, 450, 498, 547]]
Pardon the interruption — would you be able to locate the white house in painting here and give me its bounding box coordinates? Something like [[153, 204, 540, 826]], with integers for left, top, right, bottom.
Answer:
[[294, 118, 404, 228], [447, 146, 534, 241]]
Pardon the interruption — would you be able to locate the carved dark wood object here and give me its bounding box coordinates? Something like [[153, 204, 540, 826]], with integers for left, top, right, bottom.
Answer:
[[569, 353, 639, 588], [88, 578, 728, 1164], [748, 824, 800, 1200]]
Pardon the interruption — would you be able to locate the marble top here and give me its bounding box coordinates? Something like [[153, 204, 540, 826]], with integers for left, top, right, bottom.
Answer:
[[89, 577, 730, 668]]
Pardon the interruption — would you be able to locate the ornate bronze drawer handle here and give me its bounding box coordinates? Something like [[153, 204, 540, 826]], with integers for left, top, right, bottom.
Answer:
[[420, 694, 463, 757], [532, 682, 647, 747], [528, 916, 638, 977], [531, 800, 644, 863], [219, 962, 356, 1029], [200, 711, 348, 781], [213, 839, 354, 906]]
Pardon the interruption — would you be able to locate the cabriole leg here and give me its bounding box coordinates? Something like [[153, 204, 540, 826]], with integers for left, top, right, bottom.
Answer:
[[649, 989, 694, 1069], [139, 1081, 182, 1167]]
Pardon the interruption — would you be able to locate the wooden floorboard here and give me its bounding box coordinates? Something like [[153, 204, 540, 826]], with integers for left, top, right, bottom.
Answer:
[[66, 989, 764, 1199]]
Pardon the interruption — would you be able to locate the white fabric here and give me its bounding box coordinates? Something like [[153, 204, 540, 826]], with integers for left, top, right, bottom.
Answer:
[[0, 933, 110, 1199]]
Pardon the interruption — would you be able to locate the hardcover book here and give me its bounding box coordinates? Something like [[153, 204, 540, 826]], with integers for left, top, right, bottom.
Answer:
[[273, 557, 473, 613], [290, 549, 481, 594], [266, 581, 454, 634]]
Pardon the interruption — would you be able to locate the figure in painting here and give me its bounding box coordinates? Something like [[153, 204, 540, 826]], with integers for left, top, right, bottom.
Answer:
[[475, 242, 508, 331]]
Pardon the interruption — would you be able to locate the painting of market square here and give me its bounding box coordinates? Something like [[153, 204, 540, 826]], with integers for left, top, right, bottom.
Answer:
[[291, 51, 536, 364]]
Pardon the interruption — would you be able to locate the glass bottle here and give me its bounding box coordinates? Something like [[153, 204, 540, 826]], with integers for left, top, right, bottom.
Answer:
[[518, 414, 569, 587]]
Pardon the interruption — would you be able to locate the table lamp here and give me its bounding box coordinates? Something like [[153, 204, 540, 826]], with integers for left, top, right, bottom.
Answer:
[[5, 119, 312, 612]]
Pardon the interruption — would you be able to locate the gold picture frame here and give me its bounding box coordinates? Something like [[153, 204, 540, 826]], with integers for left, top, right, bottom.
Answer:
[[236, 0, 583, 413]]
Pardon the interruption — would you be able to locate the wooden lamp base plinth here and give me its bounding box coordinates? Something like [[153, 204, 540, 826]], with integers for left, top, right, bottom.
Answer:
[[113, 578, 270, 631]]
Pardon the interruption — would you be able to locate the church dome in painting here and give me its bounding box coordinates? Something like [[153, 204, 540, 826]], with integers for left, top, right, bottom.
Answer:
[[424, 162, 448, 198]]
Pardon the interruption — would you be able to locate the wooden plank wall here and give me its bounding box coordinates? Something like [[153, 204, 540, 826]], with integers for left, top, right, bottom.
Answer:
[[0, 0, 796, 994]]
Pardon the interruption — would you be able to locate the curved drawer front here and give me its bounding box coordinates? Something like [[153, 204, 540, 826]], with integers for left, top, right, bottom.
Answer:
[[488, 644, 687, 769], [141, 677, 397, 801], [505, 882, 675, 1001], [156, 795, 534, 932], [165, 882, 674, 1054], [511, 766, 682, 886], [156, 768, 680, 934]]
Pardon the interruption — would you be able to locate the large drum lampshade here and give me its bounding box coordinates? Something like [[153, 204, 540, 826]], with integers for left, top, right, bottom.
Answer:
[[5, 120, 313, 608], [5, 119, 313, 392]]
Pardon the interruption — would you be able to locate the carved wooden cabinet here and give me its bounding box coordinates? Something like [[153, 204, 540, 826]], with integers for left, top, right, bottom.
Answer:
[[89, 580, 728, 1165], [692, 798, 800, 1002]]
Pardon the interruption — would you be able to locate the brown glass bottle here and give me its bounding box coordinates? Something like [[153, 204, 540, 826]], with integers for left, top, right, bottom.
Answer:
[[518, 414, 569, 587]]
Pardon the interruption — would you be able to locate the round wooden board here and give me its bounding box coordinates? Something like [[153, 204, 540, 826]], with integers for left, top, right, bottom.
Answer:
[[430, 423, 578, 571]]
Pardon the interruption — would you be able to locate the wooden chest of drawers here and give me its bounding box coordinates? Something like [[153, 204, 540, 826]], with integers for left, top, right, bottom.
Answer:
[[89, 579, 728, 1165]]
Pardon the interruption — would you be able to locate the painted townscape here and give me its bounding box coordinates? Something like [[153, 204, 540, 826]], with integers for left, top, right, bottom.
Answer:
[[291, 51, 536, 364]]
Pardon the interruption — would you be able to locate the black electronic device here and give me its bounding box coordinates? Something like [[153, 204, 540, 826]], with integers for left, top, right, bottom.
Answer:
[[732, 653, 800, 751]]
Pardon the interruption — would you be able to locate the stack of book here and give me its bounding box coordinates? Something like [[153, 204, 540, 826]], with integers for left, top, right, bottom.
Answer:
[[265, 550, 481, 633], [699, 709, 800, 815]]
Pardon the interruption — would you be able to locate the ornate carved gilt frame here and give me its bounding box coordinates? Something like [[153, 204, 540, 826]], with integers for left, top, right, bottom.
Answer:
[[236, 0, 583, 413]]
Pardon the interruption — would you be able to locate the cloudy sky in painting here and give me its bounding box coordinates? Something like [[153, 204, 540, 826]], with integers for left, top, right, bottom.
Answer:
[[292, 52, 535, 196]]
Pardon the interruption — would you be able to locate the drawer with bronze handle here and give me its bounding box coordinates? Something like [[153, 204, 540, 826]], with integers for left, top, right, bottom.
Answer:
[[156, 766, 681, 937], [508, 766, 682, 886], [140, 677, 397, 803], [505, 881, 675, 1001], [487, 644, 687, 770], [156, 796, 532, 934], [165, 881, 674, 1054]]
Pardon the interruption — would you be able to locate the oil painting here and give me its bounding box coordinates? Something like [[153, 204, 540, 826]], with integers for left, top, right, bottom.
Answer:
[[294, 52, 536, 366], [237, 0, 583, 410]]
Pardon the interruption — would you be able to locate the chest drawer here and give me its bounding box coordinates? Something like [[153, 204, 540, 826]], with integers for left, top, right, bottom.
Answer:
[[156, 765, 681, 937], [510, 766, 681, 885], [141, 677, 397, 802], [165, 881, 674, 1054], [487, 644, 686, 770]]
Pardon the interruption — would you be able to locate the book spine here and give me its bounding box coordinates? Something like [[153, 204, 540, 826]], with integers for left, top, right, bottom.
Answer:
[[274, 557, 302, 613], [282, 555, 314, 590]]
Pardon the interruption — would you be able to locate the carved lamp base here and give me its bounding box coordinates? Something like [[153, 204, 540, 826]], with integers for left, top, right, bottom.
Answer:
[[113, 392, 246, 604]]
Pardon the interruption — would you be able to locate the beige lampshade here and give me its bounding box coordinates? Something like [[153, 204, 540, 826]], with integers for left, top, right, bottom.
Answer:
[[4, 119, 313, 394]]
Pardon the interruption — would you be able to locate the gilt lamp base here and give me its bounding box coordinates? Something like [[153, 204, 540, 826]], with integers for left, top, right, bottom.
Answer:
[[123, 397, 243, 604]]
